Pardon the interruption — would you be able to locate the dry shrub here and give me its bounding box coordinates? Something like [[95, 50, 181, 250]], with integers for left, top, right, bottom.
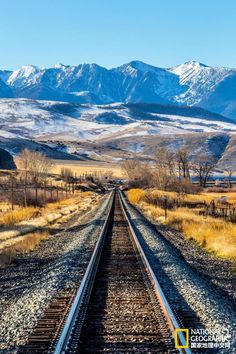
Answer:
[[25, 188, 58, 207], [128, 188, 236, 263], [13, 231, 49, 253], [143, 191, 159, 205], [150, 205, 236, 261], [45, 191, 92, 211], [139, 188, 236, 206], [169, 178, 201, 195], [0, 207, 40, 227], [142, 204, 165, 222], [0, 191, 92, 227], [182, 217, 236, 261], [0, 231, 49, 268], [205, 187, 236, 193], [127, 189, 146, 205]]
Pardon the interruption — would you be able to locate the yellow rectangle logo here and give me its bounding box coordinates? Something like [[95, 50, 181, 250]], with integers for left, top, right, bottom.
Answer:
[[175, 329, 189, 349]]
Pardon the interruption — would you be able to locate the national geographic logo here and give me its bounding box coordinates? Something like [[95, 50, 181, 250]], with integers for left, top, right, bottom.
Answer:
[[174, 328, 231, 350], [175, 329, 189, 349]]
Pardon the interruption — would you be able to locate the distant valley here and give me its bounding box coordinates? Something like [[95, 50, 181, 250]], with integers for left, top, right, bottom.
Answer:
[[0, 98, 235, 169]]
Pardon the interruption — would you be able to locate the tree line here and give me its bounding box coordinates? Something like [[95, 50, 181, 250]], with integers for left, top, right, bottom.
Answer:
[[122, 147, 235, 193]]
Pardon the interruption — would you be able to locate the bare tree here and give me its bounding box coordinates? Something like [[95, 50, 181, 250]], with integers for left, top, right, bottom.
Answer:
[[18, 149, 53, 204], [192, 154, 217, 187], [224, 168, 235, 188], [155, 148, 175, 176], [176, 148, 191, 179], [151, 167, 172, 190], [121, 160, 141, 181], [121, 160, 152, 187], [60, 167, 73, 182], [18, 149, 33, 206]]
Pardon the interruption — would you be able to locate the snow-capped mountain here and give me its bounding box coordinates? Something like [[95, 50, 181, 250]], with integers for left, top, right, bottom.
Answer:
[[0, 60, 236, 119]]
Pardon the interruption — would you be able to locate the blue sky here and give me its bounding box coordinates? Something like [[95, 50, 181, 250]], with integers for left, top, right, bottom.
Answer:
[[1, 0, 236, 70]]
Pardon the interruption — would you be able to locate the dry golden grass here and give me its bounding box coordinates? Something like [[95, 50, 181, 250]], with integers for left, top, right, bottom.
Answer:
[[51, 160, 124, 178], [0, 207, 40, 227], [0, 191, 94, 227], [127, 189, 146, 204], [127, 188, 236, 262], [0, 231, 49, 267], [45, 195, 81, 209], [128, 188, 236, 206], [0, 202, 14, 214]]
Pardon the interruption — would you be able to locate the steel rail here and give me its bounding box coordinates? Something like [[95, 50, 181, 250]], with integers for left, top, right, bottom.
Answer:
[[53, 191, 115, 354], [118, 190, 192, 354], [54, 189, 192, 353]]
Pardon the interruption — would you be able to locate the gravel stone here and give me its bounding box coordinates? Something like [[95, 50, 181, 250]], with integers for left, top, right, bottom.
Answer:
[[121, 193, 236, 353], [0, 193, 111, 352]]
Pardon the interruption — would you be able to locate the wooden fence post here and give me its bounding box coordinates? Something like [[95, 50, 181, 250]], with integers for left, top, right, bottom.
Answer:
[[44, 180, 47, 203], [11, 173, 14, 211], [24, 173, 27, 208], [35, 180, 38, 205], [50, 180, 53, 200]]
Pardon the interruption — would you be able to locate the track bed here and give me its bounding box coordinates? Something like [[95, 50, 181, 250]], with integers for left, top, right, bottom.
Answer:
[[78, 195, 172, 353]]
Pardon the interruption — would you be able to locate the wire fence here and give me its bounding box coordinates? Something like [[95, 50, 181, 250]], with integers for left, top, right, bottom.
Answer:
[[144, 194, 236, 223], [0, 171, 94, 212], [204, 200, 236, 223]]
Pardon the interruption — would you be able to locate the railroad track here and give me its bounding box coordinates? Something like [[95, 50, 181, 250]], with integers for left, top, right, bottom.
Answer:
[[19, 190, 191, 353]]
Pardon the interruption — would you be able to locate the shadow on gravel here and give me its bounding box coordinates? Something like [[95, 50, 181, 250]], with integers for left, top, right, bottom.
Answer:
[[0, 217, 106, 298], [66, 219, 105, 233], [126, 201, 236, 309], [123, 205, 207, 331]]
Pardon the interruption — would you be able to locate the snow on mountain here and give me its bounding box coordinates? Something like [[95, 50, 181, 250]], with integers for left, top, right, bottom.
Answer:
[[1, 61, 236, 119], [0, 99, 235, 143], [0, 70, 12, 83], [0, 98, 235, 168], [170, 61, 233, 105], [112, 61, 184, 104], [8, 65, 41, 88]]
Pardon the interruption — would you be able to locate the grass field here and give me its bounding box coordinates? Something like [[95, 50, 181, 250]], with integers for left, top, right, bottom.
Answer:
[[14, 156, 124, 178], [0, 191, 93, 228], [0, 191, 96, 267], [127, 189, 236, 263], [127, 188, 236, 205], [44, 159, 124, 178]]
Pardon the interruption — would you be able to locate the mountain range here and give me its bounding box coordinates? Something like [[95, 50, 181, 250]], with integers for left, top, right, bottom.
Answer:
[[1, 60, 236, 119], [0, 98, 236, 169]]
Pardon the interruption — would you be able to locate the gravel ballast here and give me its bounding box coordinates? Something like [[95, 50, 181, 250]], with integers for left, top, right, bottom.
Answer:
[[0, 193, 112, 352], [121, 193, 236, 353]]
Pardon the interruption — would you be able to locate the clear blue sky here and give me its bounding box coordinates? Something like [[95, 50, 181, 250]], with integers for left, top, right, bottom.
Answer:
[[1, 0, 236, 70]]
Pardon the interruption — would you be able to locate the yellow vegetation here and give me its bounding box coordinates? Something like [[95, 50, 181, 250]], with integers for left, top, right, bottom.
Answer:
[[0, 231, 49, 267], [13, 231, 49, 253], [127, 188, 236, 262], [0, 192, 93, 227], [0, 207, 40, 227], [145, 189, 236, 205], [127, 189, 146, 204], [46, 159, 124, 178]]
